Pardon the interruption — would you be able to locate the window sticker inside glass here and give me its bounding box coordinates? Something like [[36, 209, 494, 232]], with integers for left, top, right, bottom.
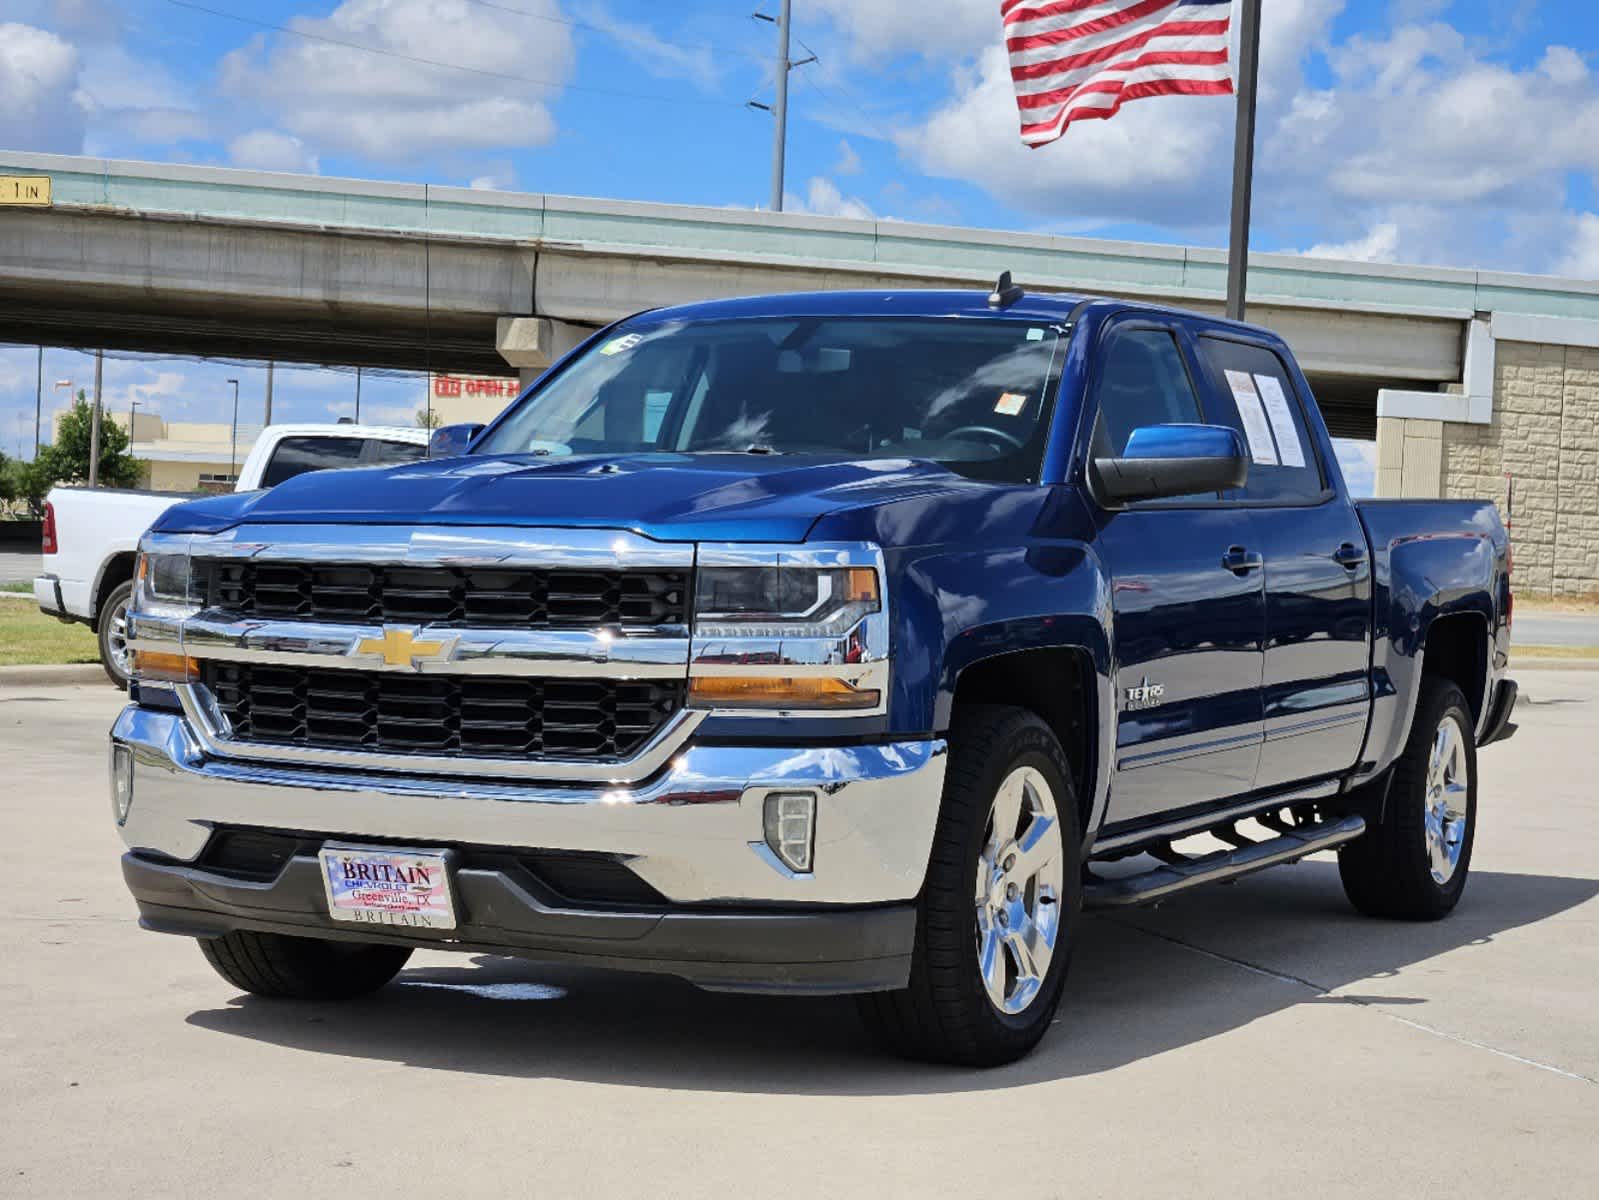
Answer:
[[1252, 373, 1306, 468], [1224, 369, 1279, 466]]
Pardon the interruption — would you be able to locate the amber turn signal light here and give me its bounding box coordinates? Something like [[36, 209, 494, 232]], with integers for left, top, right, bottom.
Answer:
[[689, 675, 879, 710], [131, 650, 200, 683]]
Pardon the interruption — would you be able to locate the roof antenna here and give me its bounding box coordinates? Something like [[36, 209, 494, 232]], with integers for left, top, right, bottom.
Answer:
[[988, 270, 1024, 309]]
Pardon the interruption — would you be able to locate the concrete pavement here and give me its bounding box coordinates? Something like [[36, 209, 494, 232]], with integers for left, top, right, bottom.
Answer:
[[2, 676, 1595, 1199], [1516, 610, 1599, 648]]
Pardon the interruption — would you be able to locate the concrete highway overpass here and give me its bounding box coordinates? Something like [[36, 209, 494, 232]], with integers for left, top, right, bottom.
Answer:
[[4, 151, 1599, 592]]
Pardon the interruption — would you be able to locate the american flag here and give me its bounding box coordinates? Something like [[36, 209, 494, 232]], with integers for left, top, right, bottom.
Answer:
[[1002, 0, 1234, 147]]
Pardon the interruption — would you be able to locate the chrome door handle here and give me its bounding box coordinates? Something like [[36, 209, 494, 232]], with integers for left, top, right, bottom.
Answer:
[[1222, 546, 1264, 575], [1333, 542, 1368, 569]]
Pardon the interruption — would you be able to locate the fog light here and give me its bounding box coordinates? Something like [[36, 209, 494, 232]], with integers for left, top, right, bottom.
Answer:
[[111, 743, 134, 825], [763, 791, 816, 873]]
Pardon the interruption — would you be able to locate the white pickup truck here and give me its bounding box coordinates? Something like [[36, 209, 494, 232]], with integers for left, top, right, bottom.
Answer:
[[36, 423, 430, 687]]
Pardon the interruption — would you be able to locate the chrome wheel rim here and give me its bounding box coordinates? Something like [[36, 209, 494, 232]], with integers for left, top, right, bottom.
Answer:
[[974, 766, 1065, 1016], [1424, 713, 1470, 885], [106, 597, 132, 678]]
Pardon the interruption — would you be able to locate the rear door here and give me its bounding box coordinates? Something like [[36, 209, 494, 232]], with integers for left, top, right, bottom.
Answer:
[[1193, 334, 1373, 790], [1088, 321, 1267, 828]]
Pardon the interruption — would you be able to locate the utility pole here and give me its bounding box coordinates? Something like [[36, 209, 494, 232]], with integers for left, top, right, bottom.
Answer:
[[751, 2, 815, 212], [1225, 0, 1263, 322], [33, 347, 42, 459], [264, 361, 275, 426], [227, 378, 240, 479], [88, 350, 104, 488]]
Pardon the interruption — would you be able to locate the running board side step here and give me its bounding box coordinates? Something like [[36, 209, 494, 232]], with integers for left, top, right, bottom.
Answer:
[[1083, 814, 1367, 909]]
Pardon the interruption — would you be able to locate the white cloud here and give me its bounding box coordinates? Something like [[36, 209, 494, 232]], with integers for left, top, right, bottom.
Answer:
[[833, 139, 863, 176], [228, 129, 320, 174], [804, 0, 1001, 63], [220, 0, 575, 162], [1558, 214, 1599, 281], [785, 176, 874, 220], [1302, 223, 1401, 263], [0, 22, 85, 152], [890, 0, 1599, 273], [895, 1, 1346, 232], [581, 5, 720, 90]]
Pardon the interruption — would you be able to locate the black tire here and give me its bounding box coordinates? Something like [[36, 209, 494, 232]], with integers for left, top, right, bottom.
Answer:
[[96, 579, 134, 690], [1339, 677, 1477, 920], [198, 931, 412, 1000], [858, 704, 1083, 1067]]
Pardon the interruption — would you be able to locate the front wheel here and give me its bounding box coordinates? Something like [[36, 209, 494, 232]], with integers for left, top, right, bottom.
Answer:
[[1339, 677, 1477, 920], [199, 930, 412, 1000], [858, 705, 1082, 1066]]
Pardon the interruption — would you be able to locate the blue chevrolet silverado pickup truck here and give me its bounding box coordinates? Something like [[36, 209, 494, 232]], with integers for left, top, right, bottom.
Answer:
[[112, 284, 1517, 1065]]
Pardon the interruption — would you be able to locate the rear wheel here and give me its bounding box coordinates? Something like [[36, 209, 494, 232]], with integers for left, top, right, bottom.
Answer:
[[199, 931, 412, 1000], [1339, 678, 1477, 920], [96, 580, 134, 690], [858, 705, 1082, 1066]]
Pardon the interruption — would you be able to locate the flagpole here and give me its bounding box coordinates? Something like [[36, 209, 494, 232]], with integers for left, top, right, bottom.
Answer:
[[1225, 0, 1263, 322]]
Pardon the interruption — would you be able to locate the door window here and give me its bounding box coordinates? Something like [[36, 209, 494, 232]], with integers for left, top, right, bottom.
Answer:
[[366, 438, 427, 466], [258, 436, 367, 488], [1092, 328, 1205, 457], [1197, 338, 1326, 504]]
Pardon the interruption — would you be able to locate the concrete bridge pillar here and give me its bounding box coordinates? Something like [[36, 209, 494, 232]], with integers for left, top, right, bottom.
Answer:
[[496, 317, 591, 388]]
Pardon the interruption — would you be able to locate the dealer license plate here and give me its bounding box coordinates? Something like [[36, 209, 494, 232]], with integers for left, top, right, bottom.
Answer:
[[318, 844, 457, 930]]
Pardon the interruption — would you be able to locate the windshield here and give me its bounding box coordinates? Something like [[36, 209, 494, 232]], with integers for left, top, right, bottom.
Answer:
[[472, 316, 1066, 483]]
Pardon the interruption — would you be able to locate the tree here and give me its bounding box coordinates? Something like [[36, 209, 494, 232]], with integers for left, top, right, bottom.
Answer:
[[0, 453, 50, 515], [415, 407, 442, 430], [33, 393, 142, 490]]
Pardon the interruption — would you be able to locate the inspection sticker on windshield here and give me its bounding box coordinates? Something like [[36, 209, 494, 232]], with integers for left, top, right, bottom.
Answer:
[[1224, 370, 1279, 466], [994, 391, 1028, 416], [1252, 374, 1306, 468], [319, 844, 457, 930], [599, 333, 643, 357]]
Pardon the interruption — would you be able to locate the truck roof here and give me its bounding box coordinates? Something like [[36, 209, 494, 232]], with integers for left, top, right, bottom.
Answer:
[[631, 288, 1279, 340], [634, 288, 1090, 325]]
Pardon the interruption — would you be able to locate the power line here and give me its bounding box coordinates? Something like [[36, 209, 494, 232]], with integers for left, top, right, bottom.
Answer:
[[161, 0, 744, 110]]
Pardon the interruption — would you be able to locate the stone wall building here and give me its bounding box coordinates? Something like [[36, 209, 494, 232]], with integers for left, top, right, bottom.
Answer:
[[1375, 317, 1599, 597]]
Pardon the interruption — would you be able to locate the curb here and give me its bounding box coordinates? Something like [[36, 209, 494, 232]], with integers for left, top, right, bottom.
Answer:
[[0, 663, 109, 687]]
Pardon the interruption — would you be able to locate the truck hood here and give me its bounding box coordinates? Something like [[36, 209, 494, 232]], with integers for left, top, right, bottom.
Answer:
[[151, 452, 973, 543]]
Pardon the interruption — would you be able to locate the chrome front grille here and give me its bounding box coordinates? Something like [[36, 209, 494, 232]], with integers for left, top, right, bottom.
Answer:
[[204, 662, 686, 761], [194, 559, 690, 630]]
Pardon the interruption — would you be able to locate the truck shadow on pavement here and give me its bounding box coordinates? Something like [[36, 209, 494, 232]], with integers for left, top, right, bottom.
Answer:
[[185, 864, 1597, 1094]]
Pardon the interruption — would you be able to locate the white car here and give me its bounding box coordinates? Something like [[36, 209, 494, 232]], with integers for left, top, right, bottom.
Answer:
[[35, 423, 430, 687]]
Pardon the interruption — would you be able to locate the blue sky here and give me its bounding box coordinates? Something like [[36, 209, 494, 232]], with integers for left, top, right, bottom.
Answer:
[[3, 0, 1598, 475]]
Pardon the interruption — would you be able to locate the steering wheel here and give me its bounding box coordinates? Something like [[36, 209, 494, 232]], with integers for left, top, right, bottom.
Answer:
[[943, 424, 1026, 452]]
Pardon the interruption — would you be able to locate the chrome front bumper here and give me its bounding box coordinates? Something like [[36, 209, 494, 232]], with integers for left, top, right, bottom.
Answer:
[[111, 704, 947, 907]]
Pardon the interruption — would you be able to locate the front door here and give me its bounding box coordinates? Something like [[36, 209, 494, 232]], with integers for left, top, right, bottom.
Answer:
[[1086, 323, 1266, 830]]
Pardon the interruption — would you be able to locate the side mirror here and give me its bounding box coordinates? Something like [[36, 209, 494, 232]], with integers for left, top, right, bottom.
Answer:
[[428, 422, 485, 459], [1094, 424, 1248, 503]]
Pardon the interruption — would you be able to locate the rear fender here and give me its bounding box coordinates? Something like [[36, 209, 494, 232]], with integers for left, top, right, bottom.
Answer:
[[1357, 518, 1503, 781]]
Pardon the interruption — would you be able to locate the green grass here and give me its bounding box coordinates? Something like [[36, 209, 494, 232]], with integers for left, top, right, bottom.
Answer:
[[0, 602, 99, 667], [0, 581, 33, 594]]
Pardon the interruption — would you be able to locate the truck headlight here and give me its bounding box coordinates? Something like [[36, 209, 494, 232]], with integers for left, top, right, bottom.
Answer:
[[134, 549, 197, 615], [689, 547, 886, 714], [694, 565, 879, 639]]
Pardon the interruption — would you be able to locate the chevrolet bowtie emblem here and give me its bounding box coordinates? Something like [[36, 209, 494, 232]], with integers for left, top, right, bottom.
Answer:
[[354, 627, 453, 670]]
